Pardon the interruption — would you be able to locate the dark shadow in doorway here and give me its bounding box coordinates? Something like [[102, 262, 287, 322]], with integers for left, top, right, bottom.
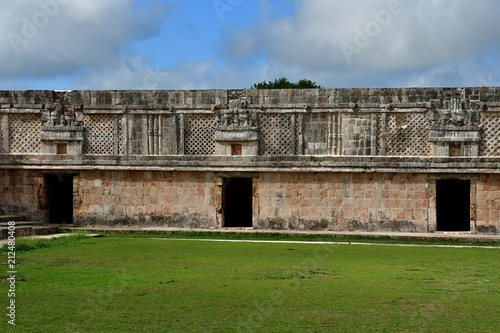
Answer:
[[437, 179, 470, 231], [223, 178, 253, 228], [47, 175, 74, 224]]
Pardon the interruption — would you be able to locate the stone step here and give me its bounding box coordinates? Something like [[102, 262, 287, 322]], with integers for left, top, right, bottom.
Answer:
[[0, 221, 44, 227], [0, 225, 59, 240], [31, 226, 59, 236], [0, 215, 27, 223]]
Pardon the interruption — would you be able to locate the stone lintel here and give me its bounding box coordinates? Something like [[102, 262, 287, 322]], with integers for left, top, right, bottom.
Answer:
[[41, 128, 85, 142], [215, 129, 258, 142], [431, 126, 480, 131], [42, 126, 84, 131], [429, 126, 481, 143]]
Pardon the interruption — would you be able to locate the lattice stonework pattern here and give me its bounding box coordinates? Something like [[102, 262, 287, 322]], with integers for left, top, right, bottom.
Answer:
[[480, 113, 500, 156], [9, 114, 42, 154], [384, 113, 430, 156], [259, 113, 294, 155], [83, 114, 116, 155], [184, 114, 216, 155]]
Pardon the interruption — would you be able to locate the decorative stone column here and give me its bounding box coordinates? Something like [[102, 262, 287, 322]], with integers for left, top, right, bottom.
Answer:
[[215, 98, 258, 156]]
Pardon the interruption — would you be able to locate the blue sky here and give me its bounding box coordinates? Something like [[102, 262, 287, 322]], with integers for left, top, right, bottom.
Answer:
[[1, 0, 500, 90]]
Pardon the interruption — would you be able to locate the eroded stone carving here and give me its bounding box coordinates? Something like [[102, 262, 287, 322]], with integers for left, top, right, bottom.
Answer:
[[430, 92, 480, 127], [40, 96, 84, 155], [41, 100, 82, 128], [215, 98, 258, 155], [216, 98, 257, 130], [429, 91, 481, 157]]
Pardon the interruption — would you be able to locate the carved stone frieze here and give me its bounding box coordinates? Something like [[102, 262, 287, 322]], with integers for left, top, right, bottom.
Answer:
[[216, 98, 258, 130], [41, 99, 82, 127], [215, 98, 258, 155], [40, 96, 84, 155], [430, 92, 481, 128], [429, 91, 482, 157]]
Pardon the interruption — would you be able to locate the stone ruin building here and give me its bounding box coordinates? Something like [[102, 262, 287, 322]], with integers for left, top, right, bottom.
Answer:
[[1, 87, 500, 234]]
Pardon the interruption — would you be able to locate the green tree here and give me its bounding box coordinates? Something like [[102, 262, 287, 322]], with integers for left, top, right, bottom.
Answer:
[[251, 77, 322, 89]]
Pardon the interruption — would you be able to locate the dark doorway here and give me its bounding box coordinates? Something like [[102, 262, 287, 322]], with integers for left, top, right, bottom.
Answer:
[[47, 175, 74, 224], [436, 179, 470, 231], [223, 178, 253, 228]]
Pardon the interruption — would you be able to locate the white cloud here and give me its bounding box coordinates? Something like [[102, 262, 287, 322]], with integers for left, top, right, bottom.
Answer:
[[228, 0, 500, 68], [221, 0, 500, 87], [72, 56, 255, 90], [0, 0, 169, 78], [1, 0, 499, 90], [400, 56, 500, 88]]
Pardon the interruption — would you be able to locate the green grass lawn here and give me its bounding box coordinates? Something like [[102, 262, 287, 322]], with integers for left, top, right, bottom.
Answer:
[[71, 229, 500, 247], [1, 236, 500, 332]]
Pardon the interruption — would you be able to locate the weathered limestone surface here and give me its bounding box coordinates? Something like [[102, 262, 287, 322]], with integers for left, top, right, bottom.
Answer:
[[475, 174, 500, 234], [0, 170, 41, 221], [256, 172, 430, 232], [1, 87, 500, 161], [0, 88, 499, 233], [73, 171, 216, 228]]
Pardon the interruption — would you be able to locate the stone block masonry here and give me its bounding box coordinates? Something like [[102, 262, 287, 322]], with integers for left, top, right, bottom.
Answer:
[[74, 171, 217, 228], [256, 172, 431, 232], [475, 174, 500, 234], [0, 170, 41, 221], [65, 170, 494, 234]]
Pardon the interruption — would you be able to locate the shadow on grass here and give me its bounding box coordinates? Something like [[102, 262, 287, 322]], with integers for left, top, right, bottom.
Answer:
[[61, 229, 500, 247]]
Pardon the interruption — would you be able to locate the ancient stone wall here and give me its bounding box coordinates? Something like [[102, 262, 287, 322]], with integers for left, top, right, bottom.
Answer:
[[73, 170, 217, 228], [0, 88, 500, 233], [0, 170, 41, 221], [256, 172, 430, 232], [0, 167, 498, 233], [66, 171, 498, 233], [0, 88, 499, 160], [475, 174, 500, 233]]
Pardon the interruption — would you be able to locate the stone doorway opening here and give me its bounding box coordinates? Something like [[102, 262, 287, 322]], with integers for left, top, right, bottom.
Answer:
[[436, 179, 470, 231], [46, 175, 74, 224], [223, 178, 253, 228]]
